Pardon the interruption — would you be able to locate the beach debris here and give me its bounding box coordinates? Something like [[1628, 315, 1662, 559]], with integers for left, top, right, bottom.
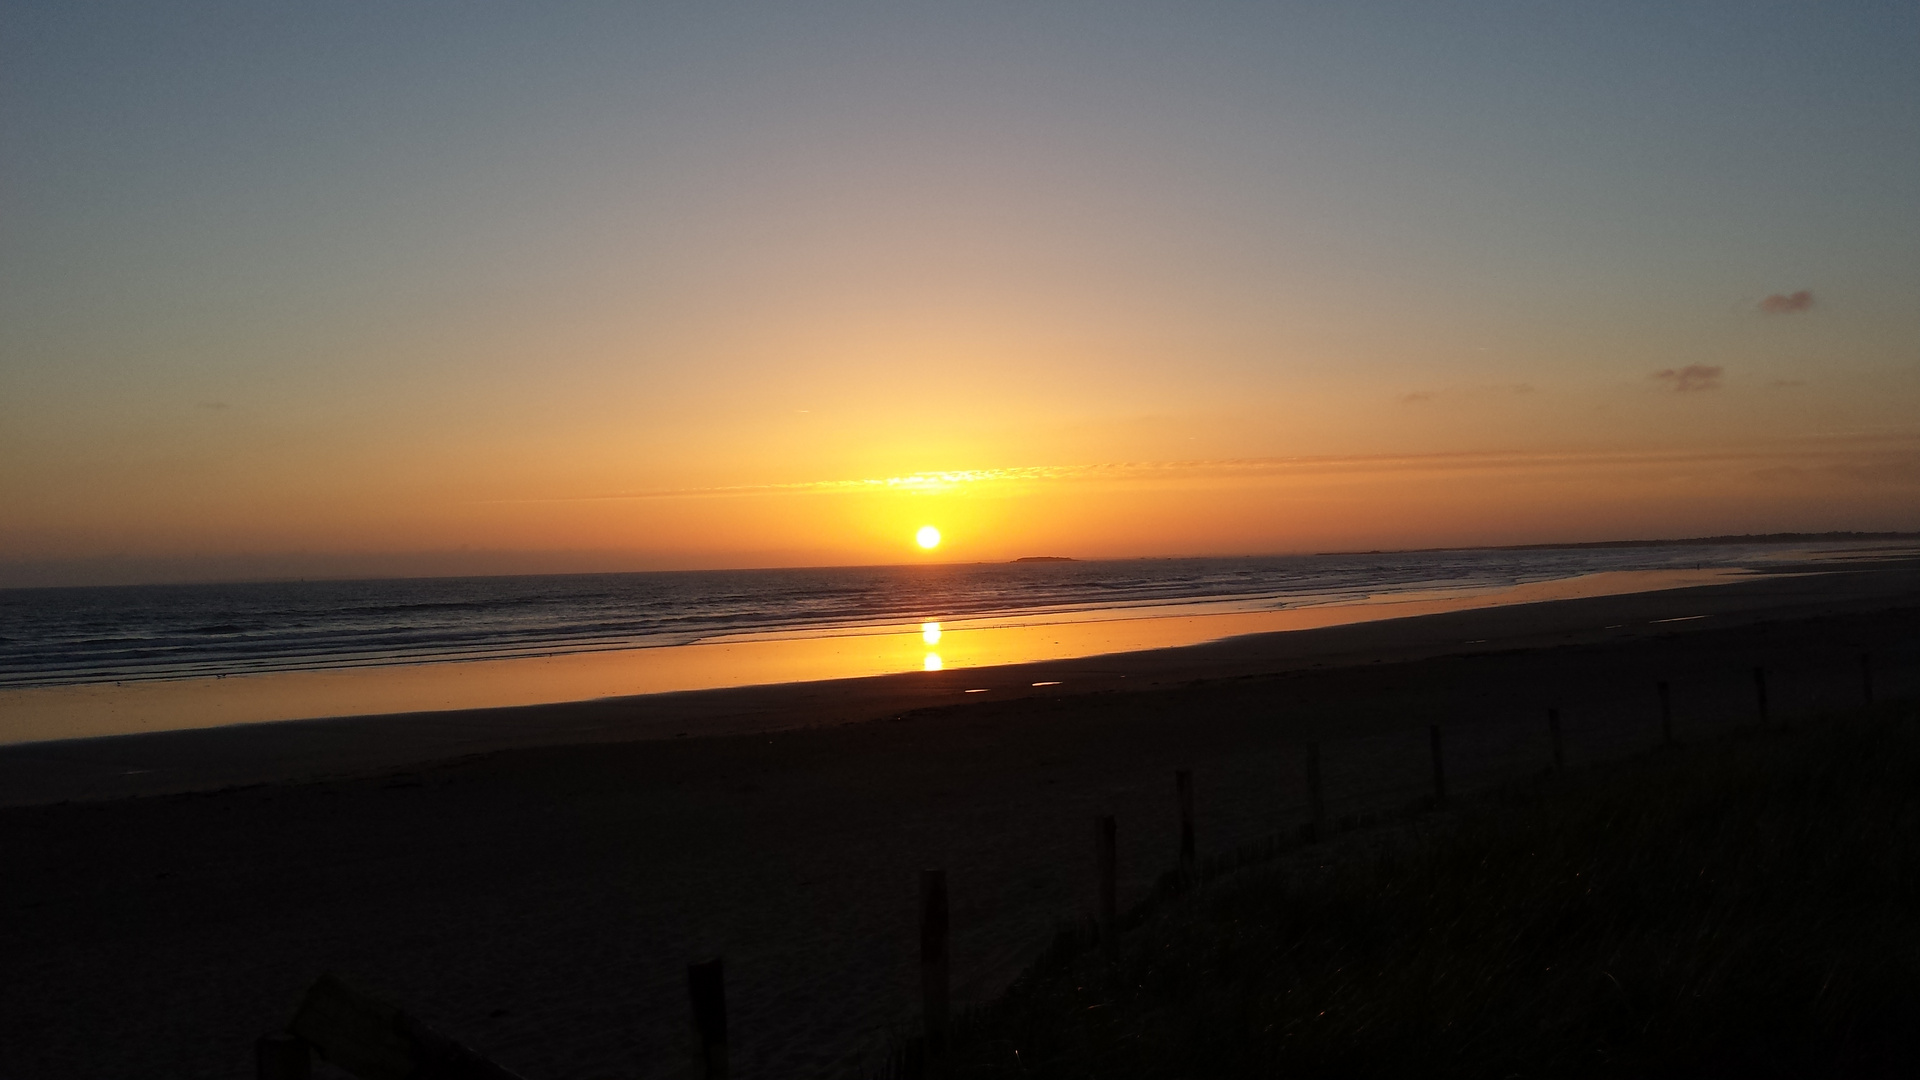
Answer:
[[280, 973, 525, 1080]]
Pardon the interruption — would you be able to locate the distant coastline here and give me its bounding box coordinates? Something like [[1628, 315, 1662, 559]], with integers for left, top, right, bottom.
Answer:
[[1319, 531, 1920, 558], [1012, 556, 1077, 563]]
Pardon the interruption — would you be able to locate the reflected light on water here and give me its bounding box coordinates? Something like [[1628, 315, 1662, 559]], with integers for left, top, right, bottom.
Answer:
[[924, 653, 943, 672], [922, 621, 942, 645]]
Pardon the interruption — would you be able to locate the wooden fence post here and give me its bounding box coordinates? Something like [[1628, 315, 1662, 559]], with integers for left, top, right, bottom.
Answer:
[[1862, 653, 1875, 706], [255, 1033, 310, 1080], [1305, 742, 1326, 842], [1753, 666, 1770, 727], [1175, 769, 1196, 873], [1547, 708, 1564, 772], [1095, 816, 1117, 958], [1658, 681, 1673, 745], [687, 959, 728, 1080], [921, 869, 951, 1079], [1429, 725, 1446, 808]]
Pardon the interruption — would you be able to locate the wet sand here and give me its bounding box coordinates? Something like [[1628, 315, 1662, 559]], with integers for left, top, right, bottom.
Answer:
[[2, 560, 1917, 1078]]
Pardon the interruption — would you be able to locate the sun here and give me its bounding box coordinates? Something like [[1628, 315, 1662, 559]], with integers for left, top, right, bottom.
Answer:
[[916, 525, 941, 550]]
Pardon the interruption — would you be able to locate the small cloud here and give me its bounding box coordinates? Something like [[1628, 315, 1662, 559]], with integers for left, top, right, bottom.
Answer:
[[1399, 391, 1436, 403], [1652, 365, 1723, 392], [1759, 290, 1813, 314], [198, 401, 230, 410], [1508, 383, 1536, 394], [1770, 379, 1806, 388]]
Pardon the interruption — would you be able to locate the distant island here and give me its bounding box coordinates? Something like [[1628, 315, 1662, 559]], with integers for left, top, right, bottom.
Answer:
[[1012, 556, 1077, 563]]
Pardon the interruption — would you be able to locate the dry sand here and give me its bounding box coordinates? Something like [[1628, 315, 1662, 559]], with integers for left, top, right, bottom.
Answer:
[[2, 559, 1917, 1079]]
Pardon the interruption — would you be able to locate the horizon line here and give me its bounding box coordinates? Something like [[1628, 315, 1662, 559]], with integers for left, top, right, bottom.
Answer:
[[5, 530, 1915, 592]]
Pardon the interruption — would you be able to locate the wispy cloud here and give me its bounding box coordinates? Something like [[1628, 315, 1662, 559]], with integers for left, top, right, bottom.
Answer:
[[1398, 390, 1436, 403], [1652, 365, 1723, 392], [491, 437, 1920, 503], [534, 466, 1083, 501], [1759, 290, 1814, 314]]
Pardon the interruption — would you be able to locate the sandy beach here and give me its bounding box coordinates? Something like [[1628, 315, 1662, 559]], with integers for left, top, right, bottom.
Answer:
[[3, 560, 1917, 1078]]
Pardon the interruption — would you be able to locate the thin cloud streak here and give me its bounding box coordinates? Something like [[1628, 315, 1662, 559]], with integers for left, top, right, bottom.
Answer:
[[492, 438, 1920, 503]]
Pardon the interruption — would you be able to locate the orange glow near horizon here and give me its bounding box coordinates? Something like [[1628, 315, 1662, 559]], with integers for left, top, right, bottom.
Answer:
[[4, 7, 1917, 589], [5, 434, 1919, 585]]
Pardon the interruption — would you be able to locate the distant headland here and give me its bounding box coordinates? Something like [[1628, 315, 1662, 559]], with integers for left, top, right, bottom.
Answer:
[[1012, 556, 1077, 563]]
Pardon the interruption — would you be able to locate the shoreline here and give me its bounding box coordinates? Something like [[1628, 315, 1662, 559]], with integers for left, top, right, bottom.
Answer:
[[3, 558, 1914, 808], [0, 565, 1777, 747]]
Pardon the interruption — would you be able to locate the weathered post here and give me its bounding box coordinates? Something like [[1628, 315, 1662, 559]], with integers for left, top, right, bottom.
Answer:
[[1175, 768, 1196, 873], [687, 958, 728, 1080], [255, 1034, 310, 1080], [1305, 741, 1327, 842], [1095, 815, 1117, 958], [1753, 666, 1770, 727], [1429, 725, 1447, 808], [1547, 708, 1564, 772], [921, 869, 951, 1079], [1862, 652, 1875, 706], [1658, 681, 1673, 745]]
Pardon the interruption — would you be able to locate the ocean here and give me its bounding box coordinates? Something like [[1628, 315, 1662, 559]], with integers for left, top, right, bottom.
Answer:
[[0, 543, 1806, 690]]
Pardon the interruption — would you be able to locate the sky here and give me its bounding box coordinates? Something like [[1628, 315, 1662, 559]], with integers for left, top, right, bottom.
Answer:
[[2, 2, 1916, 585]]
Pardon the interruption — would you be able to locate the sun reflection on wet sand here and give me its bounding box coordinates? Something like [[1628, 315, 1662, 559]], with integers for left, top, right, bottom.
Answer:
[[0, 568, 1747, 745]]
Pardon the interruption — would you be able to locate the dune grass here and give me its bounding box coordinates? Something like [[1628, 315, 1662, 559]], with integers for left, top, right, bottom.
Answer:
[[947, 702, 1920, 1079]]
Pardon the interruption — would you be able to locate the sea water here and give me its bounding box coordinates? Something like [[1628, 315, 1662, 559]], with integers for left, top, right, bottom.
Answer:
[[0, 543, 1813, 690]]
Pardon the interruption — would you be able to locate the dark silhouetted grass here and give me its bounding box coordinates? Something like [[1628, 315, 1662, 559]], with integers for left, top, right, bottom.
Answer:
[[949, 703, 1920, 1078]]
